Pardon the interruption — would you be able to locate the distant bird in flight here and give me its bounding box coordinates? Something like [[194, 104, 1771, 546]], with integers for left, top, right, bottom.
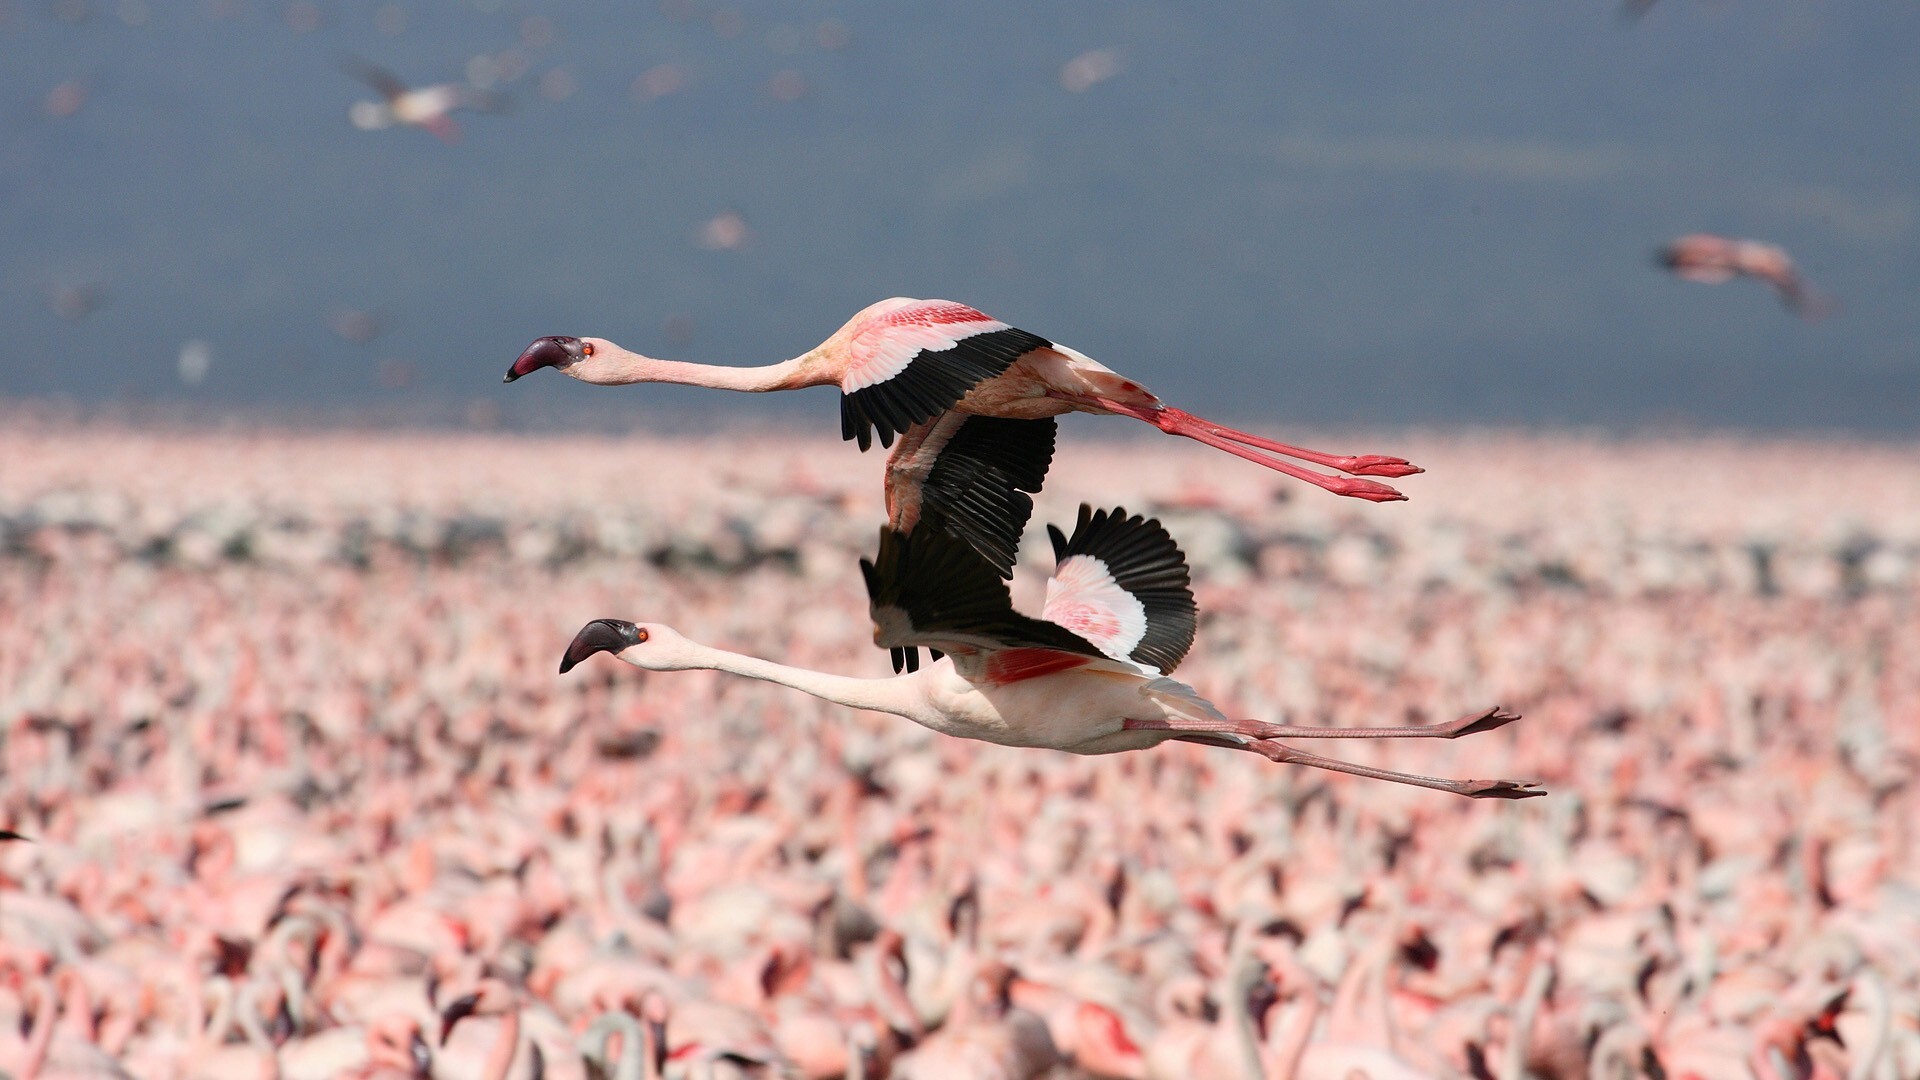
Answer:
[[1657, 233, 1834, 319], [329, 306, 386, 345], [561, 505, 1540, 799], [504, 297, 1422, 503], [342, 58, 496, 143], [48, 282, 108, 322]]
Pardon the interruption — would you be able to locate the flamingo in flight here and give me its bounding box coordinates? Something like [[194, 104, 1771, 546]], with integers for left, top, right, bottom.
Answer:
[[503, 298, 1422, 503], [1657, 234, 1834, 319], [342, 58, 497, 144], [559, 504, 1543, 800]]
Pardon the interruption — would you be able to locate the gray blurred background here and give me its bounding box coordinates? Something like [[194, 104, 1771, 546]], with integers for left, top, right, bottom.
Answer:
[[4, 0, 1916, 430]]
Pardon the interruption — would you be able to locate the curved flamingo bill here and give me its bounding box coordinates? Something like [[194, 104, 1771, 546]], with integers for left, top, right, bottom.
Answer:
[[559, 618, 641, 673], [504, 336, 585, 382]]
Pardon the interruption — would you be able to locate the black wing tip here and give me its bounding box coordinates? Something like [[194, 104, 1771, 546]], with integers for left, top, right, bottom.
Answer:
[[865, 522, 1099, 659], [1050, 503, 1197, 672]]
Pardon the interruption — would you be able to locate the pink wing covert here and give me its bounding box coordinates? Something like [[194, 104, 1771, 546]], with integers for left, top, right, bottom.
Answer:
[[1042, 556, 1149, 662], [1039, 506, 1196, 674], [842, 299, 1011, 392], [837, 298, 1052, 451]]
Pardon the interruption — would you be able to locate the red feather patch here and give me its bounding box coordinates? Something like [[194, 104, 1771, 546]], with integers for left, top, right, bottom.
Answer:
[[983, 648, 1092, 686], [877, 299, 997, 328]]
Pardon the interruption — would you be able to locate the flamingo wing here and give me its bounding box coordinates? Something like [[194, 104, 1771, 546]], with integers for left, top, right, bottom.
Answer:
[[883, 413, 1057, 673], [1041, 505, 1196, 673], [840, 300, 1050, 451], [887, 413, 1056, 579], [860, 525, 1102, 675], [340, 57, 409, 101]]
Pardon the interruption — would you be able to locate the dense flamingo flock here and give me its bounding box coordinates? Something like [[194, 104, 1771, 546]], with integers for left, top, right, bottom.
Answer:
[[3, 424, 1917, 1079]]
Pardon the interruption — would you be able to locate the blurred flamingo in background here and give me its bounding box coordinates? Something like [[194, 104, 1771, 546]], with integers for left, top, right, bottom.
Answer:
[[342, 58, 498, 144], [1657, 233, 1835, 319]]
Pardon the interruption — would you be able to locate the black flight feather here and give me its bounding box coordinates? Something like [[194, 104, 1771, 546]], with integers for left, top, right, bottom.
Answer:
[[840, 327, 1049, 452], [1046, 504, 1197, 673]]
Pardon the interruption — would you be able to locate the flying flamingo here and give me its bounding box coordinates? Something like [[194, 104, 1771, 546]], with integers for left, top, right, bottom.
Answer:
[[558, 504, 1543, 800], [502, 297, 1422, 503], [342, 59, 497, 144], [1656, 234, 1834, 319]]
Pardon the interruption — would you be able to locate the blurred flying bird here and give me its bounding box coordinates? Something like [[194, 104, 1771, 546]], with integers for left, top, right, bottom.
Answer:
[[697, 211, 751, 251], [1657, 233, 1835, 319], [43, 78, 89, 118], [1060, 49, 1122, 94], [341, 58, 498, 143], [328, 306, 385, 345], [48, 282, 108, 322]]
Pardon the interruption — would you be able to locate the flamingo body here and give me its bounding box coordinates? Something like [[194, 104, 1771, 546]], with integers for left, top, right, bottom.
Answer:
[[1657, 234, 1833, 318]]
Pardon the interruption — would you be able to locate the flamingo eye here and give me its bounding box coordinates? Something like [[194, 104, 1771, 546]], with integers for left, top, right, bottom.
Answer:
[[581, 342, 595, 357], [635, 627, 648, 643]]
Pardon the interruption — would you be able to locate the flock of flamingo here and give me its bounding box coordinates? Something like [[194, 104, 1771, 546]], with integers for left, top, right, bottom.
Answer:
[[3, 387, 1917, 1080]]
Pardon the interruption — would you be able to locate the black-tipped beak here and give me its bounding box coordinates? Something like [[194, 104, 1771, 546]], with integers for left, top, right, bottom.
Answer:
[[560, 619, 642, 673], [438, 993, 480, 1047], [408, 1030, 432, 1078], [504, 336, 585, 383]]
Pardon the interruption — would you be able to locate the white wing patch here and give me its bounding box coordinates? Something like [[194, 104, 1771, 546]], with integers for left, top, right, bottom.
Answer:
[[1042, 554, 1147, 663], [842, 314, 1009, 393]]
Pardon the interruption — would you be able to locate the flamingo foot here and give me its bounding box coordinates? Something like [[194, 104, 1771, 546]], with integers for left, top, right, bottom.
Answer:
[[1457, 779, 1548, 800], [1331, 454, 1425, 479], [1437, 707, 1523, 738]]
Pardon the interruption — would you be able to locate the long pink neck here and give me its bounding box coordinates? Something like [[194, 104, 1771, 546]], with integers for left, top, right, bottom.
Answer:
[[577, 347, 825, 392]]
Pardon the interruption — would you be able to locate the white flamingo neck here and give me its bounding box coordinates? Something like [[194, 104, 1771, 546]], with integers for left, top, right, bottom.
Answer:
[[680, 640, 921, 718], [575, 344, 823, 392]]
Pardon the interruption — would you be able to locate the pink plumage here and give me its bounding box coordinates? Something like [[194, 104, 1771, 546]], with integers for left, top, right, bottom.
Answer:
[[841, 301, 1012, 393]]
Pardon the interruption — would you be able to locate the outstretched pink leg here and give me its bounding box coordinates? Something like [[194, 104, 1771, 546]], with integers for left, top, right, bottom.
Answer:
[[1155, 406, 1423, 478], [1095, 400, 1416, 503], [1129, 706, 1521, 742], [1127, 707, 1543, 799]]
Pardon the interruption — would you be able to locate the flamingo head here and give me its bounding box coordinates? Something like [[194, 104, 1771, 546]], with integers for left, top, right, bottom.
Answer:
[[504, 335, 588, 382], [560, 619, 697, 673], [437, 992, 482, 1047]]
